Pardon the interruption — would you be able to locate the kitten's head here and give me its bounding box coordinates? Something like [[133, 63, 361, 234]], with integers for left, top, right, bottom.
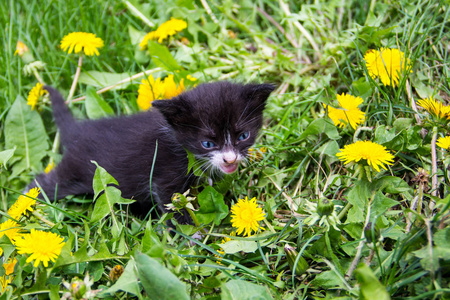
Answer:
[[153, 81, 275, 175]]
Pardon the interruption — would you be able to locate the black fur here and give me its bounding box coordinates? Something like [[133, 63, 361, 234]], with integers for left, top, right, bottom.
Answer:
[[29, 81, 274, 223]]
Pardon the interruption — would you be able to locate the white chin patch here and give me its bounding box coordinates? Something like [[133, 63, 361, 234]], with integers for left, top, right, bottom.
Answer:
[[210, 150, 242, 174]]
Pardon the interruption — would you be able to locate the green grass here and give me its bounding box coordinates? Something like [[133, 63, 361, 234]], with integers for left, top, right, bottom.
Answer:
[[1, 0, 449, 299]]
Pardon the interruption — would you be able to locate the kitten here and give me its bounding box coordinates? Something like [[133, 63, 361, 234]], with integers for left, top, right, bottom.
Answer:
[[28, 81, 274, 223]]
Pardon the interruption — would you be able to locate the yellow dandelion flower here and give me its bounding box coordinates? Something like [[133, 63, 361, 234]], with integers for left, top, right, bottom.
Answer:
[[337, 140, 394, 172], [44, 161, 55, 174], [248, 147, 267, 161], [324, 93, 365, 129], [364, 48, 412, 87], [231, 197, 266, 237], [14, 41, 29, 56], [0, 248, 3, 256], [137, 75, 185, 110], [27, 82, 47, 110], [0, 220, 22, 242], [3, 258, 17, 276], [437, 136, 450, 150], [7, 187, 40, 220], [186, 74, 197, 82], [140, 18, 187, 48], [163, 75, 185, 99], [137, 75, 165, 110], [15, 229, 65, 268], [416, 97, 450, 121], [0, 275, 13, 294], [60, 32, 104, 56]]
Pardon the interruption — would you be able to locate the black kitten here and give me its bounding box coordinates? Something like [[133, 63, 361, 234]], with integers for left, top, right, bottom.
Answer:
[[28, 81, 274, 223]]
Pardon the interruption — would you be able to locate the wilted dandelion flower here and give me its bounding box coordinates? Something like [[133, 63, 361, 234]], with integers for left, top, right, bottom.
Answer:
[[248, 147, 267, 161], [7, 187, 40, 220], [437, 136, 450, 150], [0, 220, 22, 242], [27, 82, 47, 110], [14, 41, 29, 56], [337, 140, 394, 172], [364, 48, 411, 86], [15, 229, 65, 268], [137, 74, 185, 110], [60, 32, 104, 56], [140, 18, 187, 48], [231, 197, 265, 237], [324, 93, 365, 129], [416, 97, 450, 121]]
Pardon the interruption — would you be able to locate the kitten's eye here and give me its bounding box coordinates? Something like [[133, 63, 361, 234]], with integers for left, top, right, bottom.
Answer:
[[238, 131, 250, 141], [201, 141, 216, 149]]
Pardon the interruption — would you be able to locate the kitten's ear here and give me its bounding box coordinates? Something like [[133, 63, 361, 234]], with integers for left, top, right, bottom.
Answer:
[[243, 83, 276, 110], [152, 98, 192, 127]]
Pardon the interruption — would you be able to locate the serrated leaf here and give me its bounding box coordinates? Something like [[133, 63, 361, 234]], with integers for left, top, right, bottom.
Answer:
[[147, 40, 181, 71], [221, 280, 273, 300], [85, 86, 114, 120], [135, 253, 189, 300], [92, 161, 118, 198], [195, 186, 228, 225], [4, 96, 49, 175]]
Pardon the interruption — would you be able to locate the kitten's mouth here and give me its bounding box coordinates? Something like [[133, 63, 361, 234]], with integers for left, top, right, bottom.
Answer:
[[220, 163, 239, 174]]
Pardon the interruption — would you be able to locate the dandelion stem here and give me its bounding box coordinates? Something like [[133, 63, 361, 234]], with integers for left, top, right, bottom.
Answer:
[[430, 126, 438, 210], [278, 0, 320, 58], [185, 206, 201, 228], [32, 211, 55, 228], [71, 67, 162, 103], [32, 69, 44, 85], [346, 199, 371, 278], [66, 55, 83, 106], [200, 0, 218, 24]]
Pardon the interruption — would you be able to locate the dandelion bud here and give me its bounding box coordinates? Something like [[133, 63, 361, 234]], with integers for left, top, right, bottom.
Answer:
[[171, 192, 188, 209], [317, 198, 334, 217], [284, 244, 308, 275]]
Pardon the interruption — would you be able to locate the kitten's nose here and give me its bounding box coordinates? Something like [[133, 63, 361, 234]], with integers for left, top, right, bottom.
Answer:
[[223, 152, 237, 164]]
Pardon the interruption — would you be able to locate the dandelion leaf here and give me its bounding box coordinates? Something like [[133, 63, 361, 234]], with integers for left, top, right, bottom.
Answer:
[[355, 264, 391, 300], [100, 259, 141, 297], [147, 40, 181, 71], [85, 86, 114, 120], [135, 253, 189, 300], [4, 96, 49, 175], [221, 279, 273, 300], [195, 186, 229, 225], [79, 71, 135, 90]]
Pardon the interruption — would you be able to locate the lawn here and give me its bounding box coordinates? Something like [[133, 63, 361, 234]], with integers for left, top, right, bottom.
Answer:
[[0, 0, 449, 299]]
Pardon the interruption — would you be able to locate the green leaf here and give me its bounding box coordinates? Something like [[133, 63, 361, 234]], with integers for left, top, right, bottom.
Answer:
[[0, 147, 15, 169], [4, 96, 49, 175], [100, 259, 141, 297], [220, 240, 258, 254], [78, 71, 136, 90], [147, 40, 181, 71], [299, 118, 340, 140], [85, 86, 114, 120], [92, 161, 118, 198], [135, 253, 189, 300], [371, 191, 399, 218], [221, 279, 273, 300], [195, 186, 229, 225], [346, 180, 371, 223], [355, 264, 391, 300]]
